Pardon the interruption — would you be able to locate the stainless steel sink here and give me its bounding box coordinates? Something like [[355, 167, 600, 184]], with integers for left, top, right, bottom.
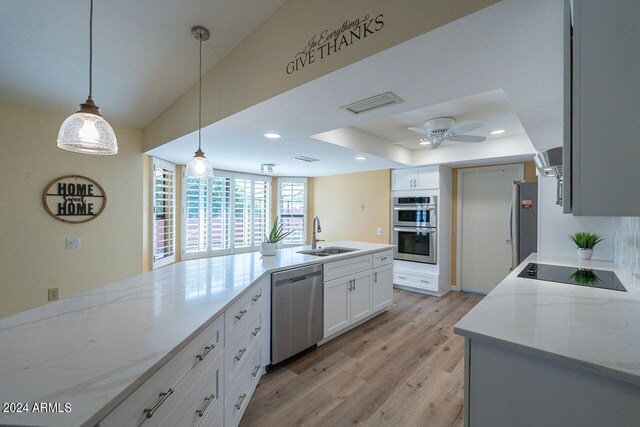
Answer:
[[297, 246, 358, 256]]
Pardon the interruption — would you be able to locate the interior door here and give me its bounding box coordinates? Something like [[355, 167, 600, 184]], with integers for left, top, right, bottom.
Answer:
[[349, 271, 372, 323], [323, 277, 350, 338], [460, 165, 523, 294]]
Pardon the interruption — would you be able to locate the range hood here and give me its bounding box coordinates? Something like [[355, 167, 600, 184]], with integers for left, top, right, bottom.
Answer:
[[534, 147, 564, 206], [533, 147, 563, 178]]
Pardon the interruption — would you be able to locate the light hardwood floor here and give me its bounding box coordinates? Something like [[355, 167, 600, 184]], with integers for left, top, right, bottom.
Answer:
[[241, 289, 483, 427]]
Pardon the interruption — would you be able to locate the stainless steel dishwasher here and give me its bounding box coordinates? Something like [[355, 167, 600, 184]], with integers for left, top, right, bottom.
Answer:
[[271, 263, 323, 364]]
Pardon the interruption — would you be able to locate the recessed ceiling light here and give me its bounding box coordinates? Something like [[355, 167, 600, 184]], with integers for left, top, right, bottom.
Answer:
[[490, 129, 506, 135], [264, 133, 281, 139], [355, 155, 367, 160]]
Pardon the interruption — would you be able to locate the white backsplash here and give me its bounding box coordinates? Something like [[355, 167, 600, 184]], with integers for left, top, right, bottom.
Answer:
[[613, 217, 640, 282]]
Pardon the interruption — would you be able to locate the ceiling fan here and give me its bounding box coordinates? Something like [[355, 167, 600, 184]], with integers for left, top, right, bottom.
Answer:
[[405, 117, 486, 150]]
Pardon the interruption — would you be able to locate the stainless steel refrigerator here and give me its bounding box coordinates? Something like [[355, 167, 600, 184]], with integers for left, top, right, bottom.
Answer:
[[510, 181, 538, 269]]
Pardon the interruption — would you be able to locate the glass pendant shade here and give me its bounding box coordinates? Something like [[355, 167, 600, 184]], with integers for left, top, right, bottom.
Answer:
[[185, 149, 214, 178], [57, 109, 118, 155]]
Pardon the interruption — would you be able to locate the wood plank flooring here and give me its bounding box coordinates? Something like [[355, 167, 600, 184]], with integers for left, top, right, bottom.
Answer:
[[241, 289, 483, 427]]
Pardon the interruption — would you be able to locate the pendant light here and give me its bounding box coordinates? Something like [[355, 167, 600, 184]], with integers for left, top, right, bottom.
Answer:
[[185, 26, 214, 178], [57, 0, 117, 155]]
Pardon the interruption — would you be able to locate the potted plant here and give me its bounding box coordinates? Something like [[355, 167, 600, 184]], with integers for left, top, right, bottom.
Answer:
[[568, 232, 604, 260], [261, 217, 294, 256]]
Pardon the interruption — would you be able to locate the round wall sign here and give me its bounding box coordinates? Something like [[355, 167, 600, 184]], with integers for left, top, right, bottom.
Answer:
[[42, 175, 107, 224]]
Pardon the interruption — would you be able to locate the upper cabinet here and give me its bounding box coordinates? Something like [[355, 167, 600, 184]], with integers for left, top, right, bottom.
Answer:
[[565, 0, 640, 216], [392, 166, 439, 191]]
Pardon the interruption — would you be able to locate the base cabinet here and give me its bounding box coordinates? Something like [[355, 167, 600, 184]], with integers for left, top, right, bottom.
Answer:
[[372, 265, 393, 311], [323, 251, 393, 340]]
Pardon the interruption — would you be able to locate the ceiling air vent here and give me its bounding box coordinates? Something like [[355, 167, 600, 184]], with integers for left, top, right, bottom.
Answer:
[[340, 92, 403, 114], [292, 156, 319, 163]]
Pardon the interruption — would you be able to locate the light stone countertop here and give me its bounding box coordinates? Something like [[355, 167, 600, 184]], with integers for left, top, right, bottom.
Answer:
[[454, 253, 640, 387], [0, 241, 393, 427]]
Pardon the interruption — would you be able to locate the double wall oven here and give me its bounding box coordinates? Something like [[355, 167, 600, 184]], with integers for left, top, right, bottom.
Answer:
[[392, 196, 437, 264]]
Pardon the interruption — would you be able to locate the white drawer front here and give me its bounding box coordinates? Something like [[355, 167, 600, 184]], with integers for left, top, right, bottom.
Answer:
[[394, 271, 438, 291], [225, 282, 263, 344], [225, 311, 262, 388], [200, 405, 223, 427], [224, 344, 261, 427], [100, 314, 224, 427], [323, 254, 372, 282], [159, 352, 223, 427], [372, 250, 393, 268]]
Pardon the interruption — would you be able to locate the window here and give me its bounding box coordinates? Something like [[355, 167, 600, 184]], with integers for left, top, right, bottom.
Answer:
[[182, 171, 270, 259], [151, 158, 176, 269], [278, 178, 307, 246]]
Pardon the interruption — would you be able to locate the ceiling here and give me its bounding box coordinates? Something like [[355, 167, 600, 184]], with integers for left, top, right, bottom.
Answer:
[[149, 0, 560, 176], [0, 0, 285, 128], [349, 90, 526, 150]]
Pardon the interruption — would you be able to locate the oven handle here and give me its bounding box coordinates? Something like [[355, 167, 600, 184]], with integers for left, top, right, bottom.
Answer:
[[393, 205, 436, 211], [393, 227, 437, 233]]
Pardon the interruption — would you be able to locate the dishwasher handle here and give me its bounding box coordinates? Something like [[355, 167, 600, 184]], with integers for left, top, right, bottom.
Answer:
[[273, 268, 322, 287]]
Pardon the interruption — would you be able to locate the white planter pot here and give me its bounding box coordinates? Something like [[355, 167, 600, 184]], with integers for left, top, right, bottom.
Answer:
[[261, 242, 277, 256], [577, 248, 593, 260]]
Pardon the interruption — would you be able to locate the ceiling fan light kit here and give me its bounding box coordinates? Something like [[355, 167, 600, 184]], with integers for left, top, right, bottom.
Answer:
[[185, 25, 214, 179], [407, 116, 486, 150], [57, 0, 117, 155]]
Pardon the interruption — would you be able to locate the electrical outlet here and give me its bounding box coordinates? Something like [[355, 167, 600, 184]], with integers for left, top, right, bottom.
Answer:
[[360, 203, 365, 210], [377, 227, 383, 236], [66, 237, 81, 249], [48, 288, 59, 301]]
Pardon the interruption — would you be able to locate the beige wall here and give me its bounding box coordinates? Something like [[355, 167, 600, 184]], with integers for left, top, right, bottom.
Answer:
[[0, 102, 144, 318], [450, 161, 537, 286], [143, 0, 498, 151], [311, 170, 391, 245]]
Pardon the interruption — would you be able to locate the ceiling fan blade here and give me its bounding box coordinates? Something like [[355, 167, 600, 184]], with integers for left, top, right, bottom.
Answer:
[[447, 122, 484, 135], [407, 127, 430, 136], [447, 134, 486, 142]]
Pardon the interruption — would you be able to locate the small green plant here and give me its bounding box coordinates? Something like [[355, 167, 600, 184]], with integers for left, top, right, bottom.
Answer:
[[264, 216, 294, 244], [568, 232, 604, 249]]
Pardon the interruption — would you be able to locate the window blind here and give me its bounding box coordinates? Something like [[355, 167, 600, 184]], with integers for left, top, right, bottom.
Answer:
[[278, 179, 307, 245], [253, 179, 271, 245], [211, 175, 231, 251], [234, 178, 252, 249], [152, 158, 176, 269], [184, 177, 209, 254]]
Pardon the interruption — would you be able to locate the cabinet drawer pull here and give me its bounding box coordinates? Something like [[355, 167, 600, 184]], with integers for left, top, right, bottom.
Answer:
[[252, 293, 261, 302], [420, 279, 430, 283], [196, 344, 215, 361], [374, 272, 378, 282], [235, 393, 248, 410], [195, 393, 215, 417], [251, 326, 261, 336], [143, 388, 174, 418], [235, 309, 247, 320], [380, 256, 388, 261], [234, 348, 247, 361], [398, 276, 407, 280], [251, 365, 261, 377]]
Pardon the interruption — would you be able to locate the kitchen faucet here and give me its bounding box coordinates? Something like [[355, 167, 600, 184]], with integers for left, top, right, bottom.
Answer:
[[312, 216, 324, 249]]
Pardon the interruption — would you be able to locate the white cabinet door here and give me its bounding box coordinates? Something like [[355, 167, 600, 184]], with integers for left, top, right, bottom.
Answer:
[[323, 277, 351, 338], [349, 271, 372, 324], [416, 168, 439, 190], [392, 169, 418, 191], [372, 265, 393, 311]]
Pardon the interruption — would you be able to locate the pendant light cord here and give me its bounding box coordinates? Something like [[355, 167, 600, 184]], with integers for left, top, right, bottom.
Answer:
[[198, 33, 202, 151], [89, 0, 93, 99]]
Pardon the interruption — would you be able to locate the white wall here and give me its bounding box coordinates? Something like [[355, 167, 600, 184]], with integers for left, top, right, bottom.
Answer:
[[538, 178, 613, 260]]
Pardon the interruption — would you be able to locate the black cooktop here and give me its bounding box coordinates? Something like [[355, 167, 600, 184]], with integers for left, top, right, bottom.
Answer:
[[518, 263, 627, 292]]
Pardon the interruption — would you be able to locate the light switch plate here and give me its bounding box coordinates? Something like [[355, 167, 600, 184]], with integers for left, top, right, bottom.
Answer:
[[377, 227, 383, 236], [66, 237, 81, 249]]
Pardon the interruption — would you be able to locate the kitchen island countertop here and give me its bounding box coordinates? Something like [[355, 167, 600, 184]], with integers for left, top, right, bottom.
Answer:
[[0, 241, 393, 427]]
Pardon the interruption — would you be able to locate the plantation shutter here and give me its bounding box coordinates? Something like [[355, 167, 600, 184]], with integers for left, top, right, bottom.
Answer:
[[278, 178, 307, 245], [253, 179, 271, 245], [152, 158, 176, 269], [210, 174, 232, 251], [184, 176, 209, 254], [234, 178, 253, 249]]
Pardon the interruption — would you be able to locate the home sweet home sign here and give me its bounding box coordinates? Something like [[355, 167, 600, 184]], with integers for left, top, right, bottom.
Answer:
[[42, 175, 106, 223]]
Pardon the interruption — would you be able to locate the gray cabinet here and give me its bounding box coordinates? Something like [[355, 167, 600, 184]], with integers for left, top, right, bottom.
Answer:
[[565, 0, 640, 216]]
